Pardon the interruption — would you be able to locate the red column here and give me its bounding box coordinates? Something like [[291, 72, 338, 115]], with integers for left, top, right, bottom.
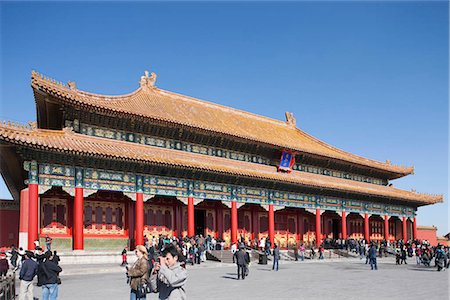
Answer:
[[135, 192, 144, 246], [413, 217, 417, 240], [73, 187, 84, 250], [341, 210, 347, 240], [402, 216, 407, 241], [384, 215, 389, 241], [364, 213, 370, 242], [28, 184, 39, 250], [187, 197, 195, 237], [19, 188, 29, 249], [231, 201, 238, 245], [315, 208, 321, 246], [268, 204, 275, 246]]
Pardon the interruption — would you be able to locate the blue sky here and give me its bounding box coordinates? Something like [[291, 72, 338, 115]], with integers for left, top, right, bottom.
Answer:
[[0, 1, 448, 234]]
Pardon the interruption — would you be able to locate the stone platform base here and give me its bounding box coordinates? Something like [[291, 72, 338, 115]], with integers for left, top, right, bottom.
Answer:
[[57, 250, 135, 265]]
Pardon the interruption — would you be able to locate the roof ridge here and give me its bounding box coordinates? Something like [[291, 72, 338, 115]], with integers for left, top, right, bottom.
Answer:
[[156, 89, 291, 128], [32, 70, 142, 100], [0, 120, 37, 131]]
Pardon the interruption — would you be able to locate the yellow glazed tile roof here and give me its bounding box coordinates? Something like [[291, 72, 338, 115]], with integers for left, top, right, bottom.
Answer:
[[0, 122, 441, 205], [31, 71, 414, 178]]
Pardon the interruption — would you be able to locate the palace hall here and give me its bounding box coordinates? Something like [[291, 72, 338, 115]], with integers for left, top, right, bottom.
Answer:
[[0, 70, 443, 251]]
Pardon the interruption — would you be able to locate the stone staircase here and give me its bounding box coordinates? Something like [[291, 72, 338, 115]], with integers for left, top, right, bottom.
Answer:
[[206, 250, 235, 263], [331, 249, 359, 258], [206, 248, 360, 263]]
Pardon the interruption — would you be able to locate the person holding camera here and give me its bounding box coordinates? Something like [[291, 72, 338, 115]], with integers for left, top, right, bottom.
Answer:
[[150, 244, 187, 300], [127, 245, 149, 300]]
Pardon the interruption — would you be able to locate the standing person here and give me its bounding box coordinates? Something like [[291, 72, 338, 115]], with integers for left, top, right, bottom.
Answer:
[[148, 242, 156, 271], [234, 245, 249, 280], [34, 239, 40, 250], [211, 237, 217, 250], [435, 245, 446, 272], [17, 247, 26, 270], [199, 242, 206, 262], [127, 245, 149, 300], [293, 244, 299, 261], [193, 244, 200, 265], [45, 235, 53, 252], [400, 246, 408, 264], [10, 245, 18, 270], [38, 251, 62, 300], [51, 251, 60, 266], [18, 251, 38, 300], [231, 242, 237, 263], [144, 235, 149, 249], [319, 245, 324, 260], [259, 238, 265, 252], [369, 243, 378, 270], [150, 244, 187, 300], [365, 245, 370, 264], [0, 252, 8, 279], [415, 246, 422, 265], [299, 243, 305, 261], [121, 246, 128, 266], [272, 244, 280, 271], [265, 238, 272, 256]]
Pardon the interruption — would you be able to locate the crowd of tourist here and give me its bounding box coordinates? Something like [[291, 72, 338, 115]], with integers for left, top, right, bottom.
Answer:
[[1, 233, 448, 300], [0, 236, 62, 300]]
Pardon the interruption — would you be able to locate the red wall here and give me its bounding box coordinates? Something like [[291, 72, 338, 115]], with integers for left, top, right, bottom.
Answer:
[[0, 209, 19, 247], [417, 227, 438, 246]]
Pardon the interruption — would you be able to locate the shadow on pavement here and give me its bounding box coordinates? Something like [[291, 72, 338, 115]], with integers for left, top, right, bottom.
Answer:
[[409, 267, 440, 272], [221, 275, 239, 280]]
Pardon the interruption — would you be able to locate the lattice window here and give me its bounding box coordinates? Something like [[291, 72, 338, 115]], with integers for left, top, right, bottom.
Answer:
[[95, 206, 103, 226], [207, 212, 214, 230], [287, 218, 296, 233], [224, 213, 231, 231], [244, 215, 250, 231], [85, 206, 93, 228], [164, 210, 171, 228], [105, 207, 113, 229], [238, 211, 244, 228], [41, 198, 68, 234], [156, 210, 163, 226], [43, 203, 53, 228], [148, 209, 155, 225], [56, 205, 65, 228], [260, 215, 268, 232], [275, 214, 287, 231], [116, 207, 123, 229]]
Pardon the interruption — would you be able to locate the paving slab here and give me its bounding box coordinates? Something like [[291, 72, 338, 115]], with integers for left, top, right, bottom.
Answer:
[[17, 258, 450, 300]]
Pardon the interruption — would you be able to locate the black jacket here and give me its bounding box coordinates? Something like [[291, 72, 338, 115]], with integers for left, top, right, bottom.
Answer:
[[234, 249, 249, 265], [19, 259, 38, 281], [38, 260, 62, 286]]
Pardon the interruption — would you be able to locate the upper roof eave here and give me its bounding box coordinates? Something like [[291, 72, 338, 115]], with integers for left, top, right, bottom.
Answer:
[[0, 121, 441, 206]]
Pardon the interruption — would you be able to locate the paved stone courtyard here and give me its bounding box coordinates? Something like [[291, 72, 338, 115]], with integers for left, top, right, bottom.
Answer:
[[26, 258, 448, 300]]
